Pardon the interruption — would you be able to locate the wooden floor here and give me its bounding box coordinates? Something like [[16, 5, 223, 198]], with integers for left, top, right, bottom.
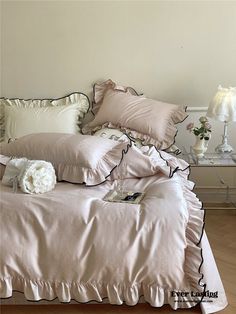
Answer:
[[1, 210, 235, 314]]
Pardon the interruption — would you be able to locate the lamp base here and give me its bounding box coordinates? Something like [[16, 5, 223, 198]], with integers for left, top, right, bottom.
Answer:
[[215, 143, 234, 153]]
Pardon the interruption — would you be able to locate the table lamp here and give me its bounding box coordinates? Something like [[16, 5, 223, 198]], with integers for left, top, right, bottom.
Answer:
[[207, 85, 236, 153]]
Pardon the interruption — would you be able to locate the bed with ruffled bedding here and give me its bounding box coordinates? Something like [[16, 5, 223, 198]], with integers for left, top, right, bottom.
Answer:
[[0, 134, 227, 314], [0, 81, 227, 313]]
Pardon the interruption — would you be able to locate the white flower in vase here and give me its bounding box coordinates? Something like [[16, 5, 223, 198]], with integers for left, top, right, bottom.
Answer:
[[186, 116, 212, 158]]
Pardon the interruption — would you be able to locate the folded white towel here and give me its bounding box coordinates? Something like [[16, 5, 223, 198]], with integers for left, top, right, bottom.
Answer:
[[2, 158, 56, 194]]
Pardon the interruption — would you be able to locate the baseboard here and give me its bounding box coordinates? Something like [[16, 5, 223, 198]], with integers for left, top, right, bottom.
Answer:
[[193, 186, 236, 209], [203, 202, 236, 210]]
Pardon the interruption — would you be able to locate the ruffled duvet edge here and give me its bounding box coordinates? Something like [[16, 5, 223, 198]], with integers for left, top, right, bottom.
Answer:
[[0, 151, 206, 310]]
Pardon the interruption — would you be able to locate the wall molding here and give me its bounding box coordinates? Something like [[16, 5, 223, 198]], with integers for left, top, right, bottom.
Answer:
[[193, 186, 236, 209], [195, 186, 236, 190], [187, 106, 208, 112]]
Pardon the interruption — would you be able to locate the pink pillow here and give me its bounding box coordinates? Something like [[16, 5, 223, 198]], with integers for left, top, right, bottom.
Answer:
[[0, 133, 131, 185], [92, 79, 139, 114], [84, 88, 187, 150]]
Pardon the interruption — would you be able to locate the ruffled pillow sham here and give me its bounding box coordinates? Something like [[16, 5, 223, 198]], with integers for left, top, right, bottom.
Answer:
[[94, 127, 145, 148], [0, 92, 90, 142], [93, 127, 182, 154], [0, 133, 131, 185], [83, 87, 187, 150], [92, 79, 139, 115]]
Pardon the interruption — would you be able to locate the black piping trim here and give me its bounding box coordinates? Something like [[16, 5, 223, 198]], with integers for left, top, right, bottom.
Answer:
[[0, 293, 145, 305], [59, 135, 133, 187], [0, 91, 90, 108], [163, 105, 189, 151], [155, 148, 206, 308], [0, 92, 91, 135], [1, 142, 206, 308], [0, 92, 91, 117], [90, 83, 188, 153], [91, 80, 140, 116], [85, 135, 132, 187]]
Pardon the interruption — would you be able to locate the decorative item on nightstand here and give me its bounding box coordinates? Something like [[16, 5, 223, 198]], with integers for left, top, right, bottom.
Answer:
[[207, 85, 236, 153], [186, 116, 212, 158]]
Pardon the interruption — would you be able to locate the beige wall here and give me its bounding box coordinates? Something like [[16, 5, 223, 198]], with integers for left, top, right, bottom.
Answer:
[[1, 0, 236, 104]]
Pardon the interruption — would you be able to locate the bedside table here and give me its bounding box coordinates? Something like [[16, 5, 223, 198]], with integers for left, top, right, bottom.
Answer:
[[178, 152, 236, 210]]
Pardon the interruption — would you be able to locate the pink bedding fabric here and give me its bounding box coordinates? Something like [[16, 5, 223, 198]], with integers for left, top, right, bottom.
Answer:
[[92, 79, 139, 115], [0, 147, 227, 311], [0, 133, 131, 185], [84, 87, 187, 149], [0, 232, 228, 314]]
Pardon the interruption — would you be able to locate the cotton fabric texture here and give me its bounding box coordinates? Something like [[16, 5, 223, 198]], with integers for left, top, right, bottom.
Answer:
[[84, 88, 187, 149], [92, 78, 139, 114], [93, 127, 182, 154], [0, 133, 131, 185], [0, 92, 90, 142], [1, 146, 205, 309], [0, 140, 228, 313]]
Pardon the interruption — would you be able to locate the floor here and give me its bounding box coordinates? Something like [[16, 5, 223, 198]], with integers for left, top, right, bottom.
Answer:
[[1, 210, 235, 314]]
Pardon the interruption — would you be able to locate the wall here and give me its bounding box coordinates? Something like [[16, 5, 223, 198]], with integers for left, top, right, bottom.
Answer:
[[1, 0, 236, 191], [2, 0, 236, 145], [1, 0, 236, 103]]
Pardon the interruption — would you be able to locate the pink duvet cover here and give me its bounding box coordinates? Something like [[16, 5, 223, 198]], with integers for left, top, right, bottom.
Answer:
[[0, 145, 227, 313]]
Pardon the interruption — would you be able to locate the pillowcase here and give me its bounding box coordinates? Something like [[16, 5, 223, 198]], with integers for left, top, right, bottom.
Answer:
[[94, 127, 182, 154], [0, 92, 90, 142], [94, 127, 145, 148], [83, 88, 187, 150], [0, 133, 131, 185], [0, 155, 10, 180], [92, 79, 139, 114]]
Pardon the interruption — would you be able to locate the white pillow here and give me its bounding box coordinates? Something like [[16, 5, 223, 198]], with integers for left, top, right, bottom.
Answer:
[[4, 104, 80, 141], [0, 92, 90, 142]]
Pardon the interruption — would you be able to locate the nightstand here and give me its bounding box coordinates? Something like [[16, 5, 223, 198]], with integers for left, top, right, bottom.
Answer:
[[179, 152, 236, 210]]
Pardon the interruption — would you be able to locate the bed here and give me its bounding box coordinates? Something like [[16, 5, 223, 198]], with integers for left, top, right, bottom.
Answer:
[[0, 80, 228, 313]]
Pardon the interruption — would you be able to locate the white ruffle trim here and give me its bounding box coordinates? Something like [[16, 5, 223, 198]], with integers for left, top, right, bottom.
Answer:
[[160, 151, 205, 295], [1, 276, 204, 309], [0, 151, 205, 309]]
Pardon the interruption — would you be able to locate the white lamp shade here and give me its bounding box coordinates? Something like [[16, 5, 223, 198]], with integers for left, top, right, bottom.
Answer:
[[207, 86, 236, 122]]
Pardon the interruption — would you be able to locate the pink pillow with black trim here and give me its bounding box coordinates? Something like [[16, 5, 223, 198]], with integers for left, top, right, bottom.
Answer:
[[92, 79, 139, 115], [0, 133, 131, 185], [84, 88, 187, 150]]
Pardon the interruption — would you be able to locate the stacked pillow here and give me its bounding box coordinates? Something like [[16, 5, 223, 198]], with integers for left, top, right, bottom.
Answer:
[[0, 92, 90, 142], [84, 79, 187, 150], [0, 81, 187, 187], [1, 80, 186, 152]]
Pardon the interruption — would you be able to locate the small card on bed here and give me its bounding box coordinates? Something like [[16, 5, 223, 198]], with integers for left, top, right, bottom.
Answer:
[[104, 190, 145, 204]]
